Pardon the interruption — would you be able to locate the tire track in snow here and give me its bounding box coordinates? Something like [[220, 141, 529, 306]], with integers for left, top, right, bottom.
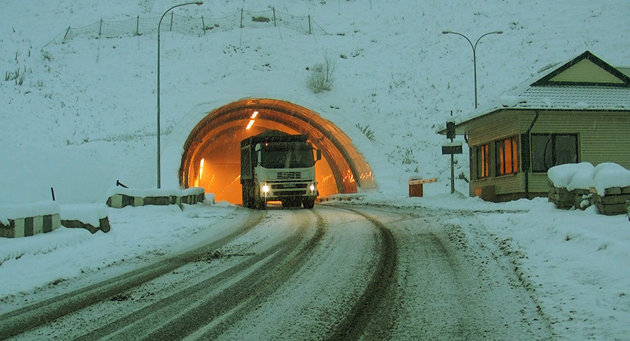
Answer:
[[327, 206, 398, 340], [69, 208, 326, 340], [0, 208, 265, 340]]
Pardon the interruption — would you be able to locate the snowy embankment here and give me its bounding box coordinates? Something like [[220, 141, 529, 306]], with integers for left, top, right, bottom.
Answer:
[[0, 203, 235, 310], [351, 192, 630, 339]]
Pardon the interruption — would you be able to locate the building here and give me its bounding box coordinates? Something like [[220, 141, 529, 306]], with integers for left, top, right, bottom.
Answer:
[[447, 51, 630, 202]]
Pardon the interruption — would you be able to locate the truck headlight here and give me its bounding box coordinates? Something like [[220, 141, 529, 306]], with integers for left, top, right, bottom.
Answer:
[[262, 184, 270, 193], [309, 184, 316, 192]]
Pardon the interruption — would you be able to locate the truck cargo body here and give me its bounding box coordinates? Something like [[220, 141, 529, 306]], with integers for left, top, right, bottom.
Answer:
[[240, 131, 320, 209]]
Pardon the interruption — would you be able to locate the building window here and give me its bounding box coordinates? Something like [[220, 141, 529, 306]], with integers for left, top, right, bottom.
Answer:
[[496, 136, 519, 176], [475, 144, 490, 179], [531, 134, 578, 172]]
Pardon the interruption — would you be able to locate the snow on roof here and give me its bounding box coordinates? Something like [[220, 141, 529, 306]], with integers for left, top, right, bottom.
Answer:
[[503, 85, 630, 110], [458, 51, 630, 126]]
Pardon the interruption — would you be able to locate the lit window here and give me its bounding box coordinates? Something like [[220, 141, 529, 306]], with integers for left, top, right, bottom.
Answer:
[[475, 144, 490, 179], [496, 136, 519, 176]]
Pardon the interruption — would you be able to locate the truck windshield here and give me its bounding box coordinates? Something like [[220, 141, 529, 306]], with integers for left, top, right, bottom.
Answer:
[[261, 142, 314, 169]]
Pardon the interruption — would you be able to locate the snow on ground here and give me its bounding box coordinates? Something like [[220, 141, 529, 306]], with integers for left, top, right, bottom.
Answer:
[[1, 0, 630, 339], [352, 193, 630, 339], [0, 203, 236, 308]]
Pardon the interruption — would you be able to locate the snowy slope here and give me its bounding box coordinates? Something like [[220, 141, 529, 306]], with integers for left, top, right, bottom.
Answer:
[[1, 0, 630, 339], [2, 0, 629, 204]]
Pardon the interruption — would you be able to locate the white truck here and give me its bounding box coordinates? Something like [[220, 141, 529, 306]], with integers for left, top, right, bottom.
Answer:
[[240, 131, 321, 209]]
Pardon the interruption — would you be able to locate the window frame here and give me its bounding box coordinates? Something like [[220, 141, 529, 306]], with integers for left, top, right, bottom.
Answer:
[[531, 133, 578, 172], [495, 136, 519, 176], [474, 143, 490, 179]]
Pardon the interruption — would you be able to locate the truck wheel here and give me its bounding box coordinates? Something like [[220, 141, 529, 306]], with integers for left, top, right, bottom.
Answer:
[[303, 198, 315, 209], [256, 198, 267, 210], [242, 186, 249, 208]]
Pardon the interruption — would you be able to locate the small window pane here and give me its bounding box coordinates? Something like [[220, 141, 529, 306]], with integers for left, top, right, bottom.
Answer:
[[555, 135, 578, 165], [532, 134, 552, 172]]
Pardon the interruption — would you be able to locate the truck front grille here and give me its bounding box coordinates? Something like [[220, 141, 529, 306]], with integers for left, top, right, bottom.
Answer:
[[271, 183, 308, 189], [275, 190, 307, 196], [277, 171, 301, 180]]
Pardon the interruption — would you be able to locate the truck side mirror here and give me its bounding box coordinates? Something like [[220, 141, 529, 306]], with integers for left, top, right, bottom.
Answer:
[[316, 149, 322, 161]]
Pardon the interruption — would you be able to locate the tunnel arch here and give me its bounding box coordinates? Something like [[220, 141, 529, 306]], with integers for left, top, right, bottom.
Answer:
[[179, 98, 375, 204]]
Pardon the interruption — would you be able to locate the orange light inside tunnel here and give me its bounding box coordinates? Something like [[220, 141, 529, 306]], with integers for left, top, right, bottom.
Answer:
[[199, 158, 204, 179], [189, 122, 339, 205], [180, 98, 376, 205]]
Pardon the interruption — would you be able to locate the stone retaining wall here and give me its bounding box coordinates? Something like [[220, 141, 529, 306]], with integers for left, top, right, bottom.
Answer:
[[593, 186, 630, 216], [549, 185, 630, 215]]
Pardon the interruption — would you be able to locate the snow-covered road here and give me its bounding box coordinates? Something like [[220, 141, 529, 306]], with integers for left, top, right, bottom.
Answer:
[[2, 204, 552, 340]]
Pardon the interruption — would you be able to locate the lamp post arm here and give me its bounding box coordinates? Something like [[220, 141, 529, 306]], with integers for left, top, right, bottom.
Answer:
[[474, 30, 503, 50], [443, 31, 474, 54], [156, 1, 202, 189]]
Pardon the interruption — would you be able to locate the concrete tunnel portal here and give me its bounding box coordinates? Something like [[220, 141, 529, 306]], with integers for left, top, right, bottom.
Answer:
[[179, 98, 376, 204]]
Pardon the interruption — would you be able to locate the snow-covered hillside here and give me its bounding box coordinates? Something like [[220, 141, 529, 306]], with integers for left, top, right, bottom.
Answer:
[[2, 1, 630, 339], [2, 0, 629, 204]]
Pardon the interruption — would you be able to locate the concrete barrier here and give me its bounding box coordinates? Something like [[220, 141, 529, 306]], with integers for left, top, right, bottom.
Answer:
[[106, 187, 206, 209], [0, 202, 61, 238]]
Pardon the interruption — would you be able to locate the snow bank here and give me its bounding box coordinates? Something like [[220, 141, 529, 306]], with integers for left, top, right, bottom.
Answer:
[[59, 204, 108, 227], [548, 162, 630, 195], [593, 162, 630, 196], [547, 162, 594, 190], [0, 201, 60, 225], [105, 186, 204, 198]]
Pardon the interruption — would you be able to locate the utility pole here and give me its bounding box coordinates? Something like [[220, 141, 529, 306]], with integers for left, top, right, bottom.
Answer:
[[442, 112, 462, 194]]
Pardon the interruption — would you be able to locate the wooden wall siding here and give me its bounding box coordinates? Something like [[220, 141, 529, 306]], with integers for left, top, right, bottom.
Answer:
[[466, 109, 630, 200], [528, 110, 630, 169], [471, 173, 524, 197], [468, 111, 521, 146], [528, 173, 551, 193]]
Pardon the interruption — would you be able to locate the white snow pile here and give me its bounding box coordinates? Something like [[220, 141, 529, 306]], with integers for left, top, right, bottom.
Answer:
[[59, 203, 108, 226], [548, 162, 630, 195], [106, 186, 204, 199], [0, 201, 60, 225]]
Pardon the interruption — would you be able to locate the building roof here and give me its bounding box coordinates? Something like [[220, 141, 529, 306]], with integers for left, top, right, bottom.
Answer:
[[446, 51, 630, 135]]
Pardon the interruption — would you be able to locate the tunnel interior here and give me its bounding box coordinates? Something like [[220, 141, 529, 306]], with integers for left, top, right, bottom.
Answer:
[[179, 98, 375, 204]]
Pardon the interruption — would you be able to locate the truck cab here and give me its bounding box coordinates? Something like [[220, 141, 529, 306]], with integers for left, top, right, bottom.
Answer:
[[240, 131, 321, 209]]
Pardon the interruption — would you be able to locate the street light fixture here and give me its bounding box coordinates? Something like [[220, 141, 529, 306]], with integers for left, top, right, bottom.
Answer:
[[442, 30, 503, 108], [156, 1, 203, 189]]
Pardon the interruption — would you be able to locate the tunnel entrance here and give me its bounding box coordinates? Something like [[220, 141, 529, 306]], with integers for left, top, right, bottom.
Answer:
[[179, 98, 375, 204]]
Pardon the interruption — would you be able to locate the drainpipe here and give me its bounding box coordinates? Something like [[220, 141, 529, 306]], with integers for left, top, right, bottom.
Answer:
[[524, 110, 540, 198]]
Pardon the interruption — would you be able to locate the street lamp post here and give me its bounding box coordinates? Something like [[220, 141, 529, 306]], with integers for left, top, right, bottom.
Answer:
[[442, 30, 503, 108], [156, 1, 202, 189]]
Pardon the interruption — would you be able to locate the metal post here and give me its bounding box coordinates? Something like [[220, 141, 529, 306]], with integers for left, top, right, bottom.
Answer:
[[442, 30, 502, 108], [63, 26, 71, 42], [157, 2, 202, 189], [98, 19, 103, 37], [450, 154, 455, 194]]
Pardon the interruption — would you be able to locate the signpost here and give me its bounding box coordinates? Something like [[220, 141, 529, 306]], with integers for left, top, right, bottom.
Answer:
[[442, 120, 462, 194]]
